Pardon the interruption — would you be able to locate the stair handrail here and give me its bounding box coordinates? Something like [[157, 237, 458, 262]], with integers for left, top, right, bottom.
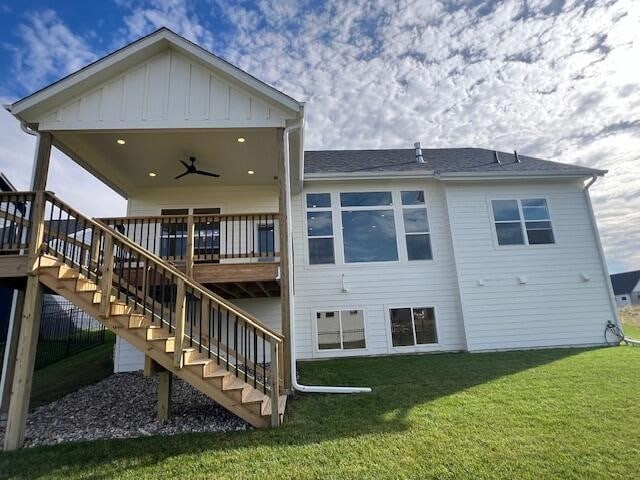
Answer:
[[44, 192, 283, 343]]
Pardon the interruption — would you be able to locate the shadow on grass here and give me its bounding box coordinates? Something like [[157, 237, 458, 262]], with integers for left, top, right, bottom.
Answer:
[[0, 347, 592, 479]]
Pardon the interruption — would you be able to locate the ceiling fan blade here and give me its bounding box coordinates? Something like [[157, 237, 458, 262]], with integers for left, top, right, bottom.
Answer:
[[180, 160, 191, 169], [195, 170, 220, 178], [174, 171, 190, 180]]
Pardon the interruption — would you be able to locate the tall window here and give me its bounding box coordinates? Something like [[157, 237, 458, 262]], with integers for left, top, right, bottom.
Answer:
[[340, 192, 398, 263], [401, 191, 432, 260], [160, 208, 188, 259], [193, 207, 220, 262], [306, 193, 335, 264], [491, 199, 554, 246], [316, 310, 366, 350], [389, 307, 437, 347]]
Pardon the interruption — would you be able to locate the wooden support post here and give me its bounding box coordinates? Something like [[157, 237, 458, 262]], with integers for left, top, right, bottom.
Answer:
[[0, 290, 25, 421], [270, 341, 280, 427], [3, 277, 43, 450], [185, 215, 194, 278], [157, 371, 172, 422], [99, 235, 114, 318], [276, 128, 292, 390], [173, 278, 186, 369], [3, 131, 51, 450]]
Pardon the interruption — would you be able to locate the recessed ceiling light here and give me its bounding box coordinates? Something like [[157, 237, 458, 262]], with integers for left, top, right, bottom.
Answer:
[[148, 172, 157, 177], [237, 137, 246, 143], [247, 170, 255, 175], [116, 139, 126, 145]]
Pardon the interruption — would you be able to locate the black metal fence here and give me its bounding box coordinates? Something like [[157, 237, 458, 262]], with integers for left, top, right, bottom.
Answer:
[[35, 298, 107, 370]]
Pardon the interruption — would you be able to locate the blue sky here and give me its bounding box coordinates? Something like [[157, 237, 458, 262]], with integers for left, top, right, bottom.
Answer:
[[0, 0, 638, 273]]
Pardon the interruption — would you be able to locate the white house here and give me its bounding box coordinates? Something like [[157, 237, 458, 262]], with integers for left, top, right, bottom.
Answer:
[[0, 28, 621, 445], [611, 271, 640, 307]]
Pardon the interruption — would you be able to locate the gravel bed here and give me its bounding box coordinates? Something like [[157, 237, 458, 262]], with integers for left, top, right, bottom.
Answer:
[[0, 372, 250, 448]]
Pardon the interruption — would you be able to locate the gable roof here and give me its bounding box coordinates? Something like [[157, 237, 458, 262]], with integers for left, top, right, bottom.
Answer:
[[304, 147, 605, 179], [610, 270, 640, 295], [7, 27, 302, 124]]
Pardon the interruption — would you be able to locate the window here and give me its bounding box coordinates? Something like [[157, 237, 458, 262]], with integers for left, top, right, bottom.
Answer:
[[491, 198, 554, 246], [316, 310, 366, 350], [306, 193, 334, 264], [193, 207, 220, 261], [160, 208, 188, 258], [621, 296, 628, 301], [340, 192, 398, 263], [389, 307, 437, 347], [401, 191, 432, 260]]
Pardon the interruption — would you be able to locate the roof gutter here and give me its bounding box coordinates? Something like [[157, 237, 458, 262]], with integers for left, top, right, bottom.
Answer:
[[282, 122, 371, 395], [582, 175, 622, 330]]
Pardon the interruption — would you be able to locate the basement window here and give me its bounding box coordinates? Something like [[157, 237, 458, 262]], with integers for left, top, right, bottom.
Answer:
[[491, 198, 554, 246], [307, 193, 335, 264], [389, 307, 437, 347], [316, 310, 366, 350]]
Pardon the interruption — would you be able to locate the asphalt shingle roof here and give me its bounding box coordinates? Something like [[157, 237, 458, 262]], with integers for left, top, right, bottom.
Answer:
[[304, 148, 605, 177], [610, 270, 640, 296]]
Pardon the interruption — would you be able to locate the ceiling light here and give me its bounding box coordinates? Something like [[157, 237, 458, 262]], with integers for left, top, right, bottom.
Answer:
[[237, 137, 246, 143], [148, 172, 157, 177], [247, 170, 255, 175], [116, 139, 126, 145]]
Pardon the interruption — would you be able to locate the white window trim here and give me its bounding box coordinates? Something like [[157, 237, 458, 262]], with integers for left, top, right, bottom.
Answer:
[[339, 191, 400, 265], [312, 307, 369, 356], [487, 197, 556, 249], [305, 193, 336, 265], [303, 188, 438, 267], [385, 304, 441, 352], [400, 189, 434, 262]]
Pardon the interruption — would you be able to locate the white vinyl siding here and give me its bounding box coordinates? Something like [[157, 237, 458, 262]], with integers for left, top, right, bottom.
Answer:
[[293, 179, 467, 359], [445, 179, 615, 351]]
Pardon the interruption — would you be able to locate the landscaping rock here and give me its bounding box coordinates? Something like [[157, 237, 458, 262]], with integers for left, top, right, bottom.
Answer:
[[0, 372, 249, 448]]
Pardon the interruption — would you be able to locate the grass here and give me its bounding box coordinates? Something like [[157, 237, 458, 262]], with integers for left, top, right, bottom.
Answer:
[[0, 344, 638, 479], [29, 332, 115, 409], [620, 306, 640, 339]]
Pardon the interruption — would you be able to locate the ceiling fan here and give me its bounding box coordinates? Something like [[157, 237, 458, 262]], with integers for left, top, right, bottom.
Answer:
[[174, 156, 220, 180]]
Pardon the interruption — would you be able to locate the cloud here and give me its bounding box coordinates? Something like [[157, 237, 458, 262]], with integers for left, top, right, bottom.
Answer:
[[0, 0, 638, 272], [115, 0, 216, 50], [211, 0, 640, 271], [6, 9, 96, 92]]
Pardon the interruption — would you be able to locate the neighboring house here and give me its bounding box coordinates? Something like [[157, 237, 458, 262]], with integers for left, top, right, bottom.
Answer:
[[611, 270, 640, 307], [0, 28, 621, 437]]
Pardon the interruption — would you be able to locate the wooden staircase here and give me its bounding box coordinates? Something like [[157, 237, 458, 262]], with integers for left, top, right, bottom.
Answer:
[[36, 256, 286, 427], [14, 192, 288, 429]]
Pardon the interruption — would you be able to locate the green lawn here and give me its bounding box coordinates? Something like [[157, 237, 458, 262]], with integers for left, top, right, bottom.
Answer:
[[1, 345, 639, 479], [29, 332, 115, 409]]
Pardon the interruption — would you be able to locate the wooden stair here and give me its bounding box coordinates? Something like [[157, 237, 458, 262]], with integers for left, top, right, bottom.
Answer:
[[37, 256, 286, 428]]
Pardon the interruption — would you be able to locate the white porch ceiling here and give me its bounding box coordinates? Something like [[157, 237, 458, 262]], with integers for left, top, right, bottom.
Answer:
[[54, 128, 281, 197]]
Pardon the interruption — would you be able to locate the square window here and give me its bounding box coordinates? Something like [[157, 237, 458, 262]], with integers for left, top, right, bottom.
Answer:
[[308, 238, 335, 264], [316, 310, 366, 350], [342, 210, 398, 262], [406, 234, 432, 260], [390, 307, 437, 347], [307, 193, 331, 209], [401, 191, 425, 205]]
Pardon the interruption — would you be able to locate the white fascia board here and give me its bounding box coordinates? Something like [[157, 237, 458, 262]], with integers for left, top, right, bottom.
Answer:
[[435, 170, 606, 181], [9, 28, 302, 122], [304, 170, 436, 181]]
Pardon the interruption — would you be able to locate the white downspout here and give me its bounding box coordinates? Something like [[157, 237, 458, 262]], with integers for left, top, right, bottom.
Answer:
[[282, 121, 371, 394], [583, 175, 622, 330]]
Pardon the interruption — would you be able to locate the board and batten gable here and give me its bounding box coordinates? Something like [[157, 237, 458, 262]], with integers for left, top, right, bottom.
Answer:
[[33, 48, 294, 131], [291, 179, 467, 360], [444, 178, 616, 351]]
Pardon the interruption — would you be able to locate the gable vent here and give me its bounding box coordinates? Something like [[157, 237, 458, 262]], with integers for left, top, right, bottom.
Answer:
[[415, 142, 425, 164]]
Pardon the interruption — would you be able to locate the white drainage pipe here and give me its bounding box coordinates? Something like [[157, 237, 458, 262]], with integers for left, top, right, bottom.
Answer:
[[282, 120, 371, 395]]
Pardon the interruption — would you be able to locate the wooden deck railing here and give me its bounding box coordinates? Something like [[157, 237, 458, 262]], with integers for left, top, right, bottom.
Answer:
[[99, 213, 279, 274], [0, 192, 35, 254], [1, 191, 283, 417]]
